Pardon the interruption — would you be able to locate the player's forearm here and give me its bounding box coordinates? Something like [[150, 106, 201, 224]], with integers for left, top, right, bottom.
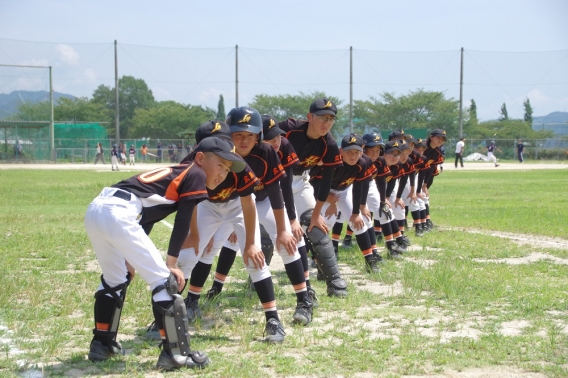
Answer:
[[351, 181, 363, 214], [272, 208, 288, 236]]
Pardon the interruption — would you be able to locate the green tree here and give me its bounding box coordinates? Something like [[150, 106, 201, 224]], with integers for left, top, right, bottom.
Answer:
[[499, 103, 509, 121], [216, 94, 226, 120], [130, 101, 215, 140], [54, 97, 110, 123], [353, 89, 460, 136], [11, 100, 50, 121], [91, 76, 156, 138], [523, 98, 533, 125]]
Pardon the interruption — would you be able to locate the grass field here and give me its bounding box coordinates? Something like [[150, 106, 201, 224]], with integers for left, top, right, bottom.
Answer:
[[0, 168, 567, 377]]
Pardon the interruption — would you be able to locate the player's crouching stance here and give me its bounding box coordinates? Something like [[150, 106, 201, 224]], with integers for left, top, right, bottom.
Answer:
[[84, 137, 246, 371]]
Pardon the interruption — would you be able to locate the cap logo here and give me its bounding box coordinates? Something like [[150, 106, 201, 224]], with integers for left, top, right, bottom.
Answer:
[[374, 135, 381, 141], [443, 131, 446, 135], [393, 142, 399, 147], [212, 122, 221, 133], [323, 100, 332, 108], [349, 136, 357, 143], [401, 130, 405, 134], [238, 114, 251, 123], [230, 146, 236, 154], [269, 119, 275, 129]]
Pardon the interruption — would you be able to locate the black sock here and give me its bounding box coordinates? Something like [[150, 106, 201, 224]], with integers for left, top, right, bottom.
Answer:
[[253, 277, 278, 321], [211, 247, 238, 293], [284, 259, 308, 302], [187, 261, 212, 302]]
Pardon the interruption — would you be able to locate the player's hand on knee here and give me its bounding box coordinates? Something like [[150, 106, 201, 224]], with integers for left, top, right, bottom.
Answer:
[[244, 245, 265, 270], [277, 231, 297, 256], [309, 214, 328, 234], [324, 203, 337, 219], [395, 198, 405, 209], [228, 232, 237, 244], [290, 219, 304, 243], [360, 206, 371, 222], [349, 214, 364, 231]]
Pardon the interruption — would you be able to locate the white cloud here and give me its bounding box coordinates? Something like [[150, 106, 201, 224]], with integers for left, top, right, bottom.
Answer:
[[83, 68, 98, 83], [56, 44, 79, 66], [197, 88, 223, 107]]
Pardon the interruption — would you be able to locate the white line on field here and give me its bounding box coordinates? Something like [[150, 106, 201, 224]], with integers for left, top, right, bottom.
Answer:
[[161, 220, 173, 229]]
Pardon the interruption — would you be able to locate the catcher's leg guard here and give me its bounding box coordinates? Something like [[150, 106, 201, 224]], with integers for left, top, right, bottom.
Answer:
[[89, 273, 131, 362], [301, 211, 347, 297], [152, 275, 210, 371]]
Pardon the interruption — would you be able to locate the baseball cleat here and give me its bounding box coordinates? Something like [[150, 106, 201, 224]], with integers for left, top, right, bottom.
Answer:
[[342, 235, 353, 248], [264, 318, 286, 343], [205, 286, 220, 300], [88, 339, 124, 362], [292, 300, 313, 326], [184, 298, 202, 323], [307, 287, 319, 308], [156, 349, 210, 371], [145, 321, 161, 341]]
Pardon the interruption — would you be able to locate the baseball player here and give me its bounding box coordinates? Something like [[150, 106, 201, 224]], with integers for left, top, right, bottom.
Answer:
[[110, 144, 120, 171], [312, 133, 380, 273], [486, 140, 500, 167], [173, 119, 286, 343], [205, 114, 308, 296], [360, 132, 388, 258], [416, 129, 447, 231], [184, 109, 313, 326], [410, 138, 430, 236], [129, 145, 136, 166], [278, 98, 348, 297], [84, 136, 246, 370], [388, 130, 418, 248], [366, 139, 405, 258]]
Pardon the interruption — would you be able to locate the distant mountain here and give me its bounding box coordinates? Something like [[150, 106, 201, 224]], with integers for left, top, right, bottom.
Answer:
[[0, 90, 76, 120], [532, 111, 568, 136]]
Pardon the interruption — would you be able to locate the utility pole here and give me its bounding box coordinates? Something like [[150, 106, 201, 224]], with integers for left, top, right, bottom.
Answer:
[[459, 47, 464, 138], [114, 40, 120, 145]]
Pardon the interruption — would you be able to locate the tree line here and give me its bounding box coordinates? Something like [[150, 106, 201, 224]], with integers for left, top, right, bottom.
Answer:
[[11, 75, 552, 141]]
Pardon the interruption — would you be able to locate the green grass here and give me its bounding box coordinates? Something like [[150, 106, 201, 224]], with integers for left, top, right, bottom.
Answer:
[[0, 169, 567, 377]]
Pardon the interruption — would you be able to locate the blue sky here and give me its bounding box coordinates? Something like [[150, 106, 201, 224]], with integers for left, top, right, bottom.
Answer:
[[1, 0, 567, 121]]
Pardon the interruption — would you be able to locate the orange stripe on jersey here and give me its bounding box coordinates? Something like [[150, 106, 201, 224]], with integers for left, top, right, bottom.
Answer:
[[179, 190, 208, 199], [96, 322, 109, 331], [262, 301, 276, 311], [165, 163, 193, 201], [332, 233, 340, 241]]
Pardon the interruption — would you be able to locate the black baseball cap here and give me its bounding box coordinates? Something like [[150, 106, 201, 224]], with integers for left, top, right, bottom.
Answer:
[[384, 140, 403, 154], [388, 129, 412, 141], [362, 133, 385, 147], [194, 136, 246, 172], [195, 120, 232, 144], [309, 98, 337, 117], [398, 139, 413, 151], [341, 134, 364, 152], [414, 138, 427, 148], [262, 115, 286, 141], [430, 129, 447, 140]]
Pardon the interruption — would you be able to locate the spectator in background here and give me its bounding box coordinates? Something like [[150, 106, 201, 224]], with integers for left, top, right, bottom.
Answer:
[[140, 144, 147, 162], [454, 137, 465, 168], [120, 144, 127, 165], [94, 142, 105, 164], [517, 139, 524, 163], [14, 140, 23, 157], [177, 143, 183, 162], [156, 142, 162, 163]]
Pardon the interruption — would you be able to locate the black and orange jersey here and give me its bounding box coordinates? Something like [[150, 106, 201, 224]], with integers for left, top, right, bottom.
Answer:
[[114, 162, 208, 225], [245, 142, 285, 202], [206, 164, 259, 203], [411, 150, 430, 172], [311, 154, 374, 191], [113, 162, 209, 257], [417, 138, 444, 192], [386, 161, 405, 183], [400, 156, 415, 178], [372, 156, 391, 178], [278, 137, 300, 170], [279, 118, 342, 174]]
